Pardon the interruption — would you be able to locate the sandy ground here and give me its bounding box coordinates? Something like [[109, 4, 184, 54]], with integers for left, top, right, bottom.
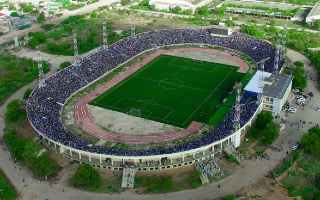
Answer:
[[89, 105, 180, 135]]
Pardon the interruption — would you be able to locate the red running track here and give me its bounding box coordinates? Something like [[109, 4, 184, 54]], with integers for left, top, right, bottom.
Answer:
[[73, 48, 248, 145]]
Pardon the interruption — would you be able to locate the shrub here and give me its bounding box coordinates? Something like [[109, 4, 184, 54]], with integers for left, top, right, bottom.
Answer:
[[59, 61, 71, 70], [301, 127, 320, 158], [5, 99, 26, 124], [28, 32, 47, 48], [248, 111, 279, 145], [71, 164, 102, 191], [292, 63, 307, 90], [23, 88, 33, 100], [0, 170, 17, 200], [3, 130, 60, 179]]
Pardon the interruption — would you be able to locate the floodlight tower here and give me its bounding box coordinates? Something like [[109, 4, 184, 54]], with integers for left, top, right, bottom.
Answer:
[[73, 31, 79, 65], [131, 24, 136, 37], [73, 32, 79, 57], [14, 36, 19, 48], [38, 53, 46, 88], [102, 21, 108, 49], [257, 57, 270, 104], [233, 83, 242, 132], [273, 45, 280, 75]]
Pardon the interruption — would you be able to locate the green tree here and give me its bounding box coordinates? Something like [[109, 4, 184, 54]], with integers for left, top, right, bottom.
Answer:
[[196, 6, 210, 16], [249, 111, 279, 145], [23, 88, 33, 100], [37, 12, 46, 23], [301, 127, 320, 158], [223, 195, 237, 200], [292, 62, 307, 90], [255, 111, 273, 129], [59, 61, 71, 70], [71, 164, 102, 191], [28, 32, 47, 48], [5, 99, 26, 124], [121, 0, 130, 6]]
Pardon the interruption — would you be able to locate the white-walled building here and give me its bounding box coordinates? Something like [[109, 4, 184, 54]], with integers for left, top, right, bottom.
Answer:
[[244, 70, 292, 115], [149, 0, 211, 13], [306, 2, 320, 24]]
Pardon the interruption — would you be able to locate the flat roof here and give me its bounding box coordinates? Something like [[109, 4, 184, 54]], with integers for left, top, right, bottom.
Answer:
[[263, 74, 292, 99], [244, 70, 272, 94], [306, 2, 320, 21]]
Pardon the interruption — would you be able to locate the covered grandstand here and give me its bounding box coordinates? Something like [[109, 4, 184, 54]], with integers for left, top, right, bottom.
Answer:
[[26, 28, 283, 171]]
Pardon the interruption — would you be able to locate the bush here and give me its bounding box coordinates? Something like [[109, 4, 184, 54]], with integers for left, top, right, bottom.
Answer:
[[292, 62, 307, 90], [196, 6, 211, 16], [5, 99, 26, 124], [301, 127, 320, 158], [3, 130, 60, 179], [249, 111, 279, 145], [23, 88, 33, 100], [0, 170, 17, 200], [135, 176, 173, 193], [272, 151, 300, 177], [28, 32, 47, 48], [59, 61, 71, 70], [0, 53, 44, 103], [223, 195, 237, 200], [71, 164, 102, 191]]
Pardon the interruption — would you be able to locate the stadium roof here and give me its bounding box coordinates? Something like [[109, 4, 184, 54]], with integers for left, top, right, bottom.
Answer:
[[244, 70, 271, 94], [263, 74, 292, 99], [244, 70, 292, 99]]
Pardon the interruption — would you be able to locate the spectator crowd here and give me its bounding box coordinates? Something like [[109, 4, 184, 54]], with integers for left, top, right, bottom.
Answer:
[[26, 28, 280, 156]]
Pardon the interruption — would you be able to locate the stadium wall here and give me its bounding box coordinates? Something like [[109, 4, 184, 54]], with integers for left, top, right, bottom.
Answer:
[[31, 102, 263, 171], [29, 42, 259, 171]]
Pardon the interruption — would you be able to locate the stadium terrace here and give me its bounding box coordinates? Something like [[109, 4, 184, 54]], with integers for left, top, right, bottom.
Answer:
[[26, 28, 281, 171]]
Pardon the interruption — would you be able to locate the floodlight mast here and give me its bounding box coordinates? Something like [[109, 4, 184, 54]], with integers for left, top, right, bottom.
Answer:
[[257, 57, 270, 104], [102, 21, 108, 49], [38, 52, 46, 88], [233, 83, 242, 132]]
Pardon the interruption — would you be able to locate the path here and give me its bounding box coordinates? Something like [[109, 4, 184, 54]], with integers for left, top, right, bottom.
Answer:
[[11, 48, 74, 71], [0, 49, 319, 200]]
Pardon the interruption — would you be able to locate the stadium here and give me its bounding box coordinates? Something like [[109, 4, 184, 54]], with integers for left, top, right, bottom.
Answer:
[[26, 28, 291, 172]]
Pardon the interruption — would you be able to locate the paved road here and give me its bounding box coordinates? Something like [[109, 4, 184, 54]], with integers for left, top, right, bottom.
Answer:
[[11, 48, 74, 71], [0, 0, 119, 45], [0, 49, 319, 200]]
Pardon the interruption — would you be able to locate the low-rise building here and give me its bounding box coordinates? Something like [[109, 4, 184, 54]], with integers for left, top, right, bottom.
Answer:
[[244, 70, 292, 115], [149, 0, 211, 13], [306, 2, 320, 24]]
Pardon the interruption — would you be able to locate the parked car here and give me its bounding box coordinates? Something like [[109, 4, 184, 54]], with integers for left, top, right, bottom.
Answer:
[[288, 107, 297, 113]]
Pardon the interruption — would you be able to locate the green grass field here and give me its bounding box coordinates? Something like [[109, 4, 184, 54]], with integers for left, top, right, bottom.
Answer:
[[90, 55, 243, 128]]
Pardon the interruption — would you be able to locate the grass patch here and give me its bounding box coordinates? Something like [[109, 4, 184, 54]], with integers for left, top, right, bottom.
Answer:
[[135, 169, 202, 193], [0, 53, 48, 104], [0, 170, 17, 200], [90, 55, 243, 128]]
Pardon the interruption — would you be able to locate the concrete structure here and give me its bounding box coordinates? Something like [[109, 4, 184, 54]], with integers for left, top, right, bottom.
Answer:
[[33, 103, 262, 172], [244, 70, 292, 115], [306, 2, 320, 23], [262, 73, 292, 115], [149, 0, 211, 13]]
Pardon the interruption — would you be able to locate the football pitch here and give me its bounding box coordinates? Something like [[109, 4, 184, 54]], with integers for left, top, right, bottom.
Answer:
[[90, 55, 244, 128]]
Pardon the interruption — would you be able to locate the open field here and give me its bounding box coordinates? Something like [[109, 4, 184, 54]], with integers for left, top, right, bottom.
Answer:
[[90, 55, 243, 128]]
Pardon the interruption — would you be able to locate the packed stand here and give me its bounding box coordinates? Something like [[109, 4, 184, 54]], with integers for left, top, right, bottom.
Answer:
[[26, 28, 280, 156]]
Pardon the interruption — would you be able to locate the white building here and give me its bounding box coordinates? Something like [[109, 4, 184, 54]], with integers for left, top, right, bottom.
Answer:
[[306, 2, 320, 24], [244, 70, 292, 115], [149, 0, 211, 13]]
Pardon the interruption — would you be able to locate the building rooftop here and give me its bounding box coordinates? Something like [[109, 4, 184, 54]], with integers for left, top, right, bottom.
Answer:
[[306, 2, 320, 23], [263, 73, 292, 99]]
